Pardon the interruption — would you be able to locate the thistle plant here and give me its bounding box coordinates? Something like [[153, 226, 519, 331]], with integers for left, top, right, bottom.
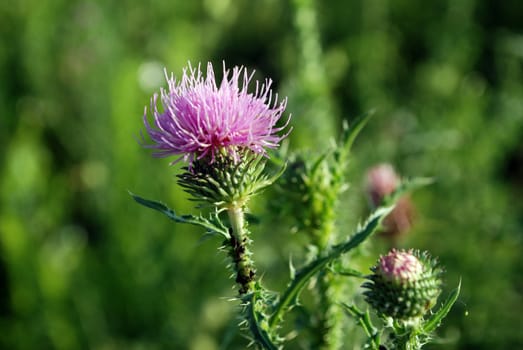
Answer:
[[270, 116, 371, 349], [132, 61, 461, 349]]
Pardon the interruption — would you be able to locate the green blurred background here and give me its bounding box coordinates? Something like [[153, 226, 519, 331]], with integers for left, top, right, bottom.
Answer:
[[1, 0, 522, 349]]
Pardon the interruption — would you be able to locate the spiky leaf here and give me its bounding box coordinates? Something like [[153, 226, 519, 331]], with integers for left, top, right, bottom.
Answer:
[[422, 279, 462, 333], [130, 192, 230, 239]]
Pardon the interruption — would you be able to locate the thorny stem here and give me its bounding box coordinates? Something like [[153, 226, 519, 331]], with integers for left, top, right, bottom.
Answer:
[[317, 271, 344, 350], [228, 205, 245, 240], [227, 205, 256, 295], [228, 205, 278, 350]]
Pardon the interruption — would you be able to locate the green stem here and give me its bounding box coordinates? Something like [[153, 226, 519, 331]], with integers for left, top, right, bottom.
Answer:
[[270, 254, 330, 329], [227, 206, 280, 349], [227, 205, 256, 295], [390, 319, 424, 350], [393, 330, 419, 350], [317, 271, 345, 350], [228, 206, 245, 240], [291, 0, 336, 149], [342, 304, 380, 350]]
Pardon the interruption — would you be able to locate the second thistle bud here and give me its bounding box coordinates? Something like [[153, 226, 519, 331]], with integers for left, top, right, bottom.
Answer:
[[362, 249, 442, 321], [366, 164, 414, 240]]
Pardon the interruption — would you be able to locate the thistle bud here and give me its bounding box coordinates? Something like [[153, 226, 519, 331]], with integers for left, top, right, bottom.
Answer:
[[362, 249, 442, 320], [365, 164, 414, 240], [177, 150, 274, 206], [366, 164, 399, 207]]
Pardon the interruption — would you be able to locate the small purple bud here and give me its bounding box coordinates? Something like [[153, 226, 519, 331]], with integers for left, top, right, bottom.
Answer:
[[366, 164, 399, 207], [365, 164, 414, 240], [363, 249, 443, 320], [377, 249, 423, 284]]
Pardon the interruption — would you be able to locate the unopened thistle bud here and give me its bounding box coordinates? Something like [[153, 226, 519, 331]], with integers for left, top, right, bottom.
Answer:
[[366, 164, 414, 239], [176, 150, 275, 207], [362, 249, 442, 320]]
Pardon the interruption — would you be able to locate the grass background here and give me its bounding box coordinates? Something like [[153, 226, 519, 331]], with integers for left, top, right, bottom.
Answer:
[[1, 0, 522, 349]]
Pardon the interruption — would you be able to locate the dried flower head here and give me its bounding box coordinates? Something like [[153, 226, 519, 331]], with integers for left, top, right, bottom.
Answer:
[[143, 62, 290, 166]]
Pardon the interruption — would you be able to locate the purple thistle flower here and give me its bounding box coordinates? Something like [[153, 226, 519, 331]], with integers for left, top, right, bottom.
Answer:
[[143, 62, 290, 166]]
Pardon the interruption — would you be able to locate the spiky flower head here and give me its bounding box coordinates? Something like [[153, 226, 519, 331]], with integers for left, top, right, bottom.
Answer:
[[143, 62, 290, 167], [142, 62, 290, 206], [362, 249, 442, 320]]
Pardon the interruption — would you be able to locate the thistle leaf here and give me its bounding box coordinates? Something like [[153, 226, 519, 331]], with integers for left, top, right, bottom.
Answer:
[[341, 303, 380, 350], [268, 203, 394, 329], [331, 265, 367, 279], [340, 110, 374, 155], [422, 279, 462, 334], [129, 192, 230, 239], [288, 256, 296, 280], [386, 177, 435, 204], [244, 292, 280, 350]]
